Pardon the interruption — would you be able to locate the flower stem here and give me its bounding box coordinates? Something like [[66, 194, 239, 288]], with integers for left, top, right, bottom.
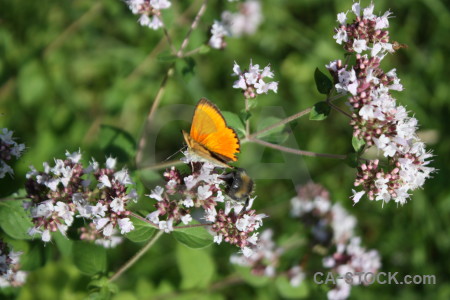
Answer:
[[109, 230, 164, 282], [249, 138, 347, 160], [176, 0, 209, 57]]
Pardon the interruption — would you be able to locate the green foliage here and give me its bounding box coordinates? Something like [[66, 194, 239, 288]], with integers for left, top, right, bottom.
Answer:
[[309, 101, 331, 121], [173, 225, 213, 249], [73, 242, 107, 275], [176, 244, 215, 289], [314, 67, 333, 95], [0, 200, 34, 240], [125, 216, 157, 243]]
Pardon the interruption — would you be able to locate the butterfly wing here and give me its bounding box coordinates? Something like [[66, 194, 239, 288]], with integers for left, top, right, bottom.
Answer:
[[190, 98, 240, 162]]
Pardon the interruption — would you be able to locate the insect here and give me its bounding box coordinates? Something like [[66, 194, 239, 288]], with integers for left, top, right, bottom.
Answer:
[[221, 168, 254, 203], [182, 98, 240, 169]]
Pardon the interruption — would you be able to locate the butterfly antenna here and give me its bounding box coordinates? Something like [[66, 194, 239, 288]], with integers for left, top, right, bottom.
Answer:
[[164, 146, 186, 162]]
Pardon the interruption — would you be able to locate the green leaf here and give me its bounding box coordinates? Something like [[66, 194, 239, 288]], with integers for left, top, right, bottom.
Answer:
[[222, 111, 246, 139], [20, 243, 45, 271], [0, 200, 34, 240], [178, 57, 196, 78], [89, 276, 119, 299], [275, 276, 309, 299], [98, 125, 136, 163], [73, 242, 107, 275], [173, 225, 213, 249], [234, 265, 270, 287], [309, 101, 331, 121], [176, 243, 215, 289], [198, 45, 211, 55], [53, 231, 73, 259], [125, 215, 157, 243], [256, 116, 288, 143], [351, 136, 366, 152], [314, 67, 333, 95]]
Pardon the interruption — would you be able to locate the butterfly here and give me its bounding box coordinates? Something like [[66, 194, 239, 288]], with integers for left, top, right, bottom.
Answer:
[[182, 98, 240, 169]]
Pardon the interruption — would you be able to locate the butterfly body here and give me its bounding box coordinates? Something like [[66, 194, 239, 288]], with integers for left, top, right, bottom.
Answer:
[[183, 98, 240, 169]]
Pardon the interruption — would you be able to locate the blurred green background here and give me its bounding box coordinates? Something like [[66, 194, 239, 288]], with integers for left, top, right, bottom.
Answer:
[[1, 0, 449, 299]]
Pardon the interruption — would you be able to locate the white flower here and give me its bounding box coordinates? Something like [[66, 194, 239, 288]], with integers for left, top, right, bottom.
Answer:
[[110, 197, 125, 213], [337, 12, 347, 25], [197, 185, 212, 200], [214, 234, 223, 244], [183, 197, 194, 207], [159, 219, 174, 233], [42, 229, 51, 242], [114, 169, 133, 185], [106, 157, 117, 169], [91, 203, 107, 218], [181, 214, 192, 225], [151, 0, 171, 10], [146, 211, 160, 224], [351, 2, 361, 16], [333, 28, 348, 45], [353, 39, 367, 53], [209, 21, 230, 49], [66, 150, 82, 163], [149, 186, 164, 201], [103, 222, 114, 237], [97, 174, 112, 189], [351, 190, 365, 204], [118, 218, 134, 234], [54, 201, 74, 226], [242, 247, 254, 257]]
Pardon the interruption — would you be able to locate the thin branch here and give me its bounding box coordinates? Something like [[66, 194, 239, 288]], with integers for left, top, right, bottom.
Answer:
[[249, 138, 347, 160], [328, 101, 352, 118], [135, 66, 175, 165], [176, 0, 209, 57], [246, 107, 312, 141], [109, 230, 164, 282], [158, 16, 177, 54]]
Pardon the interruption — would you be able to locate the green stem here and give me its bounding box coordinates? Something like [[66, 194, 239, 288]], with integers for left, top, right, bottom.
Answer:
[[109, 230, 164, 282]]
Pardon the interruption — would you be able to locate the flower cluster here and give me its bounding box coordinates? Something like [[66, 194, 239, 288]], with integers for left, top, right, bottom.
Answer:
[[0, 239, 27, 288], [125, 0, 171, 30], [0, 128, 25, 179], [146, 153, 266, 256], [323, 237, 381, 300], [327, 2, 434, 205], [292, 183, 380, 299], [209, 0, 262, 49], [232, 61, 278, 98], [25, 150, 136, 245]]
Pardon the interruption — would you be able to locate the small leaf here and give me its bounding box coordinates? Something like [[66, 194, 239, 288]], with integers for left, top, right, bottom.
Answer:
[[180, 57, 196, 78], [173, 225, 213, 249], [222, 111, 246, 139], [275, 276, 309, 299], [309, 101, 331, 121], [125, 215, 157, 243], [314, 68, 333, 95], [240, 110, 251, 122], [176, 244, 215, 289], [351, 136, 366, 152], [198, 45, 211, 55], [256, 116, 288, 143], [0, 200, 34, 240], [73, 242, 107, 275]]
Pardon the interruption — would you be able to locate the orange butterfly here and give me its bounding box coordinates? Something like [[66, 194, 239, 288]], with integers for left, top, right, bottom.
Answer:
[[183, 98, 240, 169]]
